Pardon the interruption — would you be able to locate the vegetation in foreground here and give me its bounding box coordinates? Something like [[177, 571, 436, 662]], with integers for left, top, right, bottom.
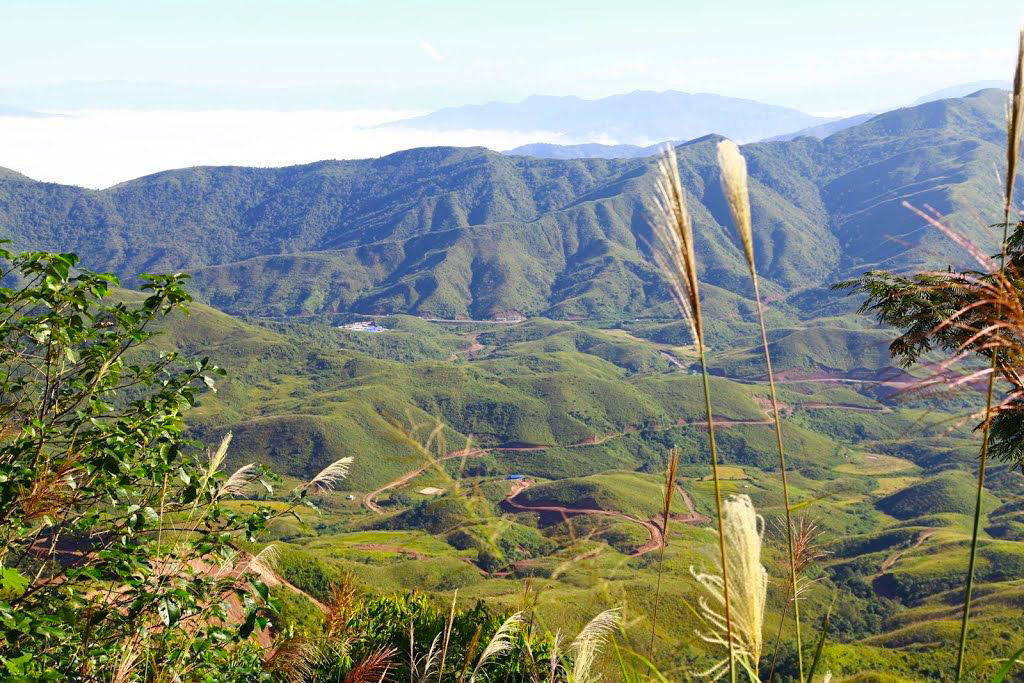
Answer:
[[2, 28, 1024, 683]]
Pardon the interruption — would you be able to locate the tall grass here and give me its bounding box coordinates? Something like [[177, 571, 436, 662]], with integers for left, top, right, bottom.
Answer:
[[717, 138, 804, 680], [955, 26, 1024, 683], [691, 494, 768, 680], [650, 146, 736, 682], [648, 446, 679, 656]]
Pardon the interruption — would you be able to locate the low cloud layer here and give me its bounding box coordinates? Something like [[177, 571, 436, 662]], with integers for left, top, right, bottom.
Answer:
[[0, 109, 567, 188]]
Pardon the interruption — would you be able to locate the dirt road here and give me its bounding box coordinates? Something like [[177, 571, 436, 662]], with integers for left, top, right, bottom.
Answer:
[[363, 448, 488, 513]]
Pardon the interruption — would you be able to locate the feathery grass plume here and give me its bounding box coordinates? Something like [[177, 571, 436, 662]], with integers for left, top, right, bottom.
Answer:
[[411, 629, 443, 683], [548, 631, 563, 683], [567, 608, 621, 683], [298, 456, 354, 494], [1006, 26, 1024, 223], [345, 647, 396, 683], [956, 26, 1024, 683], [767, 517, 830, 681], [648, 447, 679, 656], [247, 543, 281, 576], [651, 147, 700, 344], [691, 495, 767, 680], [651, 144, 736, 681], [469, 611, 524, 682], [718, 137, 804, 680], [263, 635, 317, 683], [216, 462, 260, 499], [205, 431, 232, 483], [717, 141, 755, 268]]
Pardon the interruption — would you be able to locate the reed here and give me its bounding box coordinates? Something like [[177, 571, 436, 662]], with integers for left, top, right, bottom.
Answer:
[[955, 25, 1024, 683], [648, 446, 679, 656], [650, 145, 735, 682], [717, 138, 804, 680], [691, 494, 768, 680]]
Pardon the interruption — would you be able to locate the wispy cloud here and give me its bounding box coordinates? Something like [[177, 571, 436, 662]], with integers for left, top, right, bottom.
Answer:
[[419, 39, 444, 63]]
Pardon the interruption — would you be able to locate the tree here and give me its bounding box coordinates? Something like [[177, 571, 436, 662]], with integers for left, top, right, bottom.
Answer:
[[835, 220, 1024, 466], [0, 248, 292, 681]]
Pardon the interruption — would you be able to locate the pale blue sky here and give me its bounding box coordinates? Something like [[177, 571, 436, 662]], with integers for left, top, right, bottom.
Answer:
[[1, 0, 1022, 112]]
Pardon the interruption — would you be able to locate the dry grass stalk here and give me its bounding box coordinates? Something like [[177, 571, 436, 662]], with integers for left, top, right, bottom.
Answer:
[[718, 137, 804, 679], [956, 26, 1024, 682], [345, 647, 396, 683], [691, 495, 767, 680], [648, 447, 679, 655], [651, 145, 736, 682], [438, 590, 458, 683], [263, 635, 318, 683]]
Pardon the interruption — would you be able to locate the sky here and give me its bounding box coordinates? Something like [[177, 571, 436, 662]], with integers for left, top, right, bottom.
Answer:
[[1, 0, 1022, 186]]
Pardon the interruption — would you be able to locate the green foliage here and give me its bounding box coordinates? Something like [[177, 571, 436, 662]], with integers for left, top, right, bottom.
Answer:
[[0, 249, 289, 681], [304, 591, 561, 683]]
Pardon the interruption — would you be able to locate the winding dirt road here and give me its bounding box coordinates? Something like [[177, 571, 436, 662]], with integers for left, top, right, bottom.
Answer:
[[362, 416, 773, 514], [500, 480, 707, 556], [501, 481, 664, 556], [877, 529, 936, 576], [363, 448, 488, 513]]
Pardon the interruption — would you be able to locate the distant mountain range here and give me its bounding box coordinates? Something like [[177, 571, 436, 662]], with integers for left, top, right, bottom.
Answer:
[[500, 83, 1013, 160], [503, 141, 666, 160], [0, 90, 1010, 322], [385, 91, 833, 144], [502, 112, 879, 159], [913, 80, 1010, 105], [0, 104, 58, 118]]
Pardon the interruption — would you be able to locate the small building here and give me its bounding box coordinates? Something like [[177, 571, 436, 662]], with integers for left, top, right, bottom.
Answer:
[[338, 320, 386, 333], [418, 487, 446, 496], [506, 474, 525, 480]]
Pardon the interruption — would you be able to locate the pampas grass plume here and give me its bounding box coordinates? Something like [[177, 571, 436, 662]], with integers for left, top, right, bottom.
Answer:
[[717, 140, 755, 271]]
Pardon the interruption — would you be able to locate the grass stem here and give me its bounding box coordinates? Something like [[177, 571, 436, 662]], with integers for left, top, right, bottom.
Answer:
[[955, 27, 1022, 680]]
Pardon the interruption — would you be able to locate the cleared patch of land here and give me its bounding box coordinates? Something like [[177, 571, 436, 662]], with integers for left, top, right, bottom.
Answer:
[[836, 453, 916, 475]]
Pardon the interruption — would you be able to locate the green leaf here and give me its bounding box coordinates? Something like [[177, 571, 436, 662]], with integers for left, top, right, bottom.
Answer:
[[158, 598, 181, 627], [988, 644, 1024, 683], [0, 567, 29, 599]]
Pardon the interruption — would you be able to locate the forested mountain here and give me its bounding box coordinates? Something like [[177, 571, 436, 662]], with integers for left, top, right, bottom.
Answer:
[[0, 90, 1010, 320]]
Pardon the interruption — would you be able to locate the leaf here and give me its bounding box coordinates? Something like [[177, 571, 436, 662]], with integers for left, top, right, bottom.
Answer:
[[988, 644, 1024, 683], [3, 652, 32, 675], [806, 613, 831, 683], [0, 568, 29, 599], [158, 598, 181, 627]]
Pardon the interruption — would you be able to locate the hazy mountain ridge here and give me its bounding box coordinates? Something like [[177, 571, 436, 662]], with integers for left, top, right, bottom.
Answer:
[[386, 90, 832, 144], [0, 90, 1010, 320]]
